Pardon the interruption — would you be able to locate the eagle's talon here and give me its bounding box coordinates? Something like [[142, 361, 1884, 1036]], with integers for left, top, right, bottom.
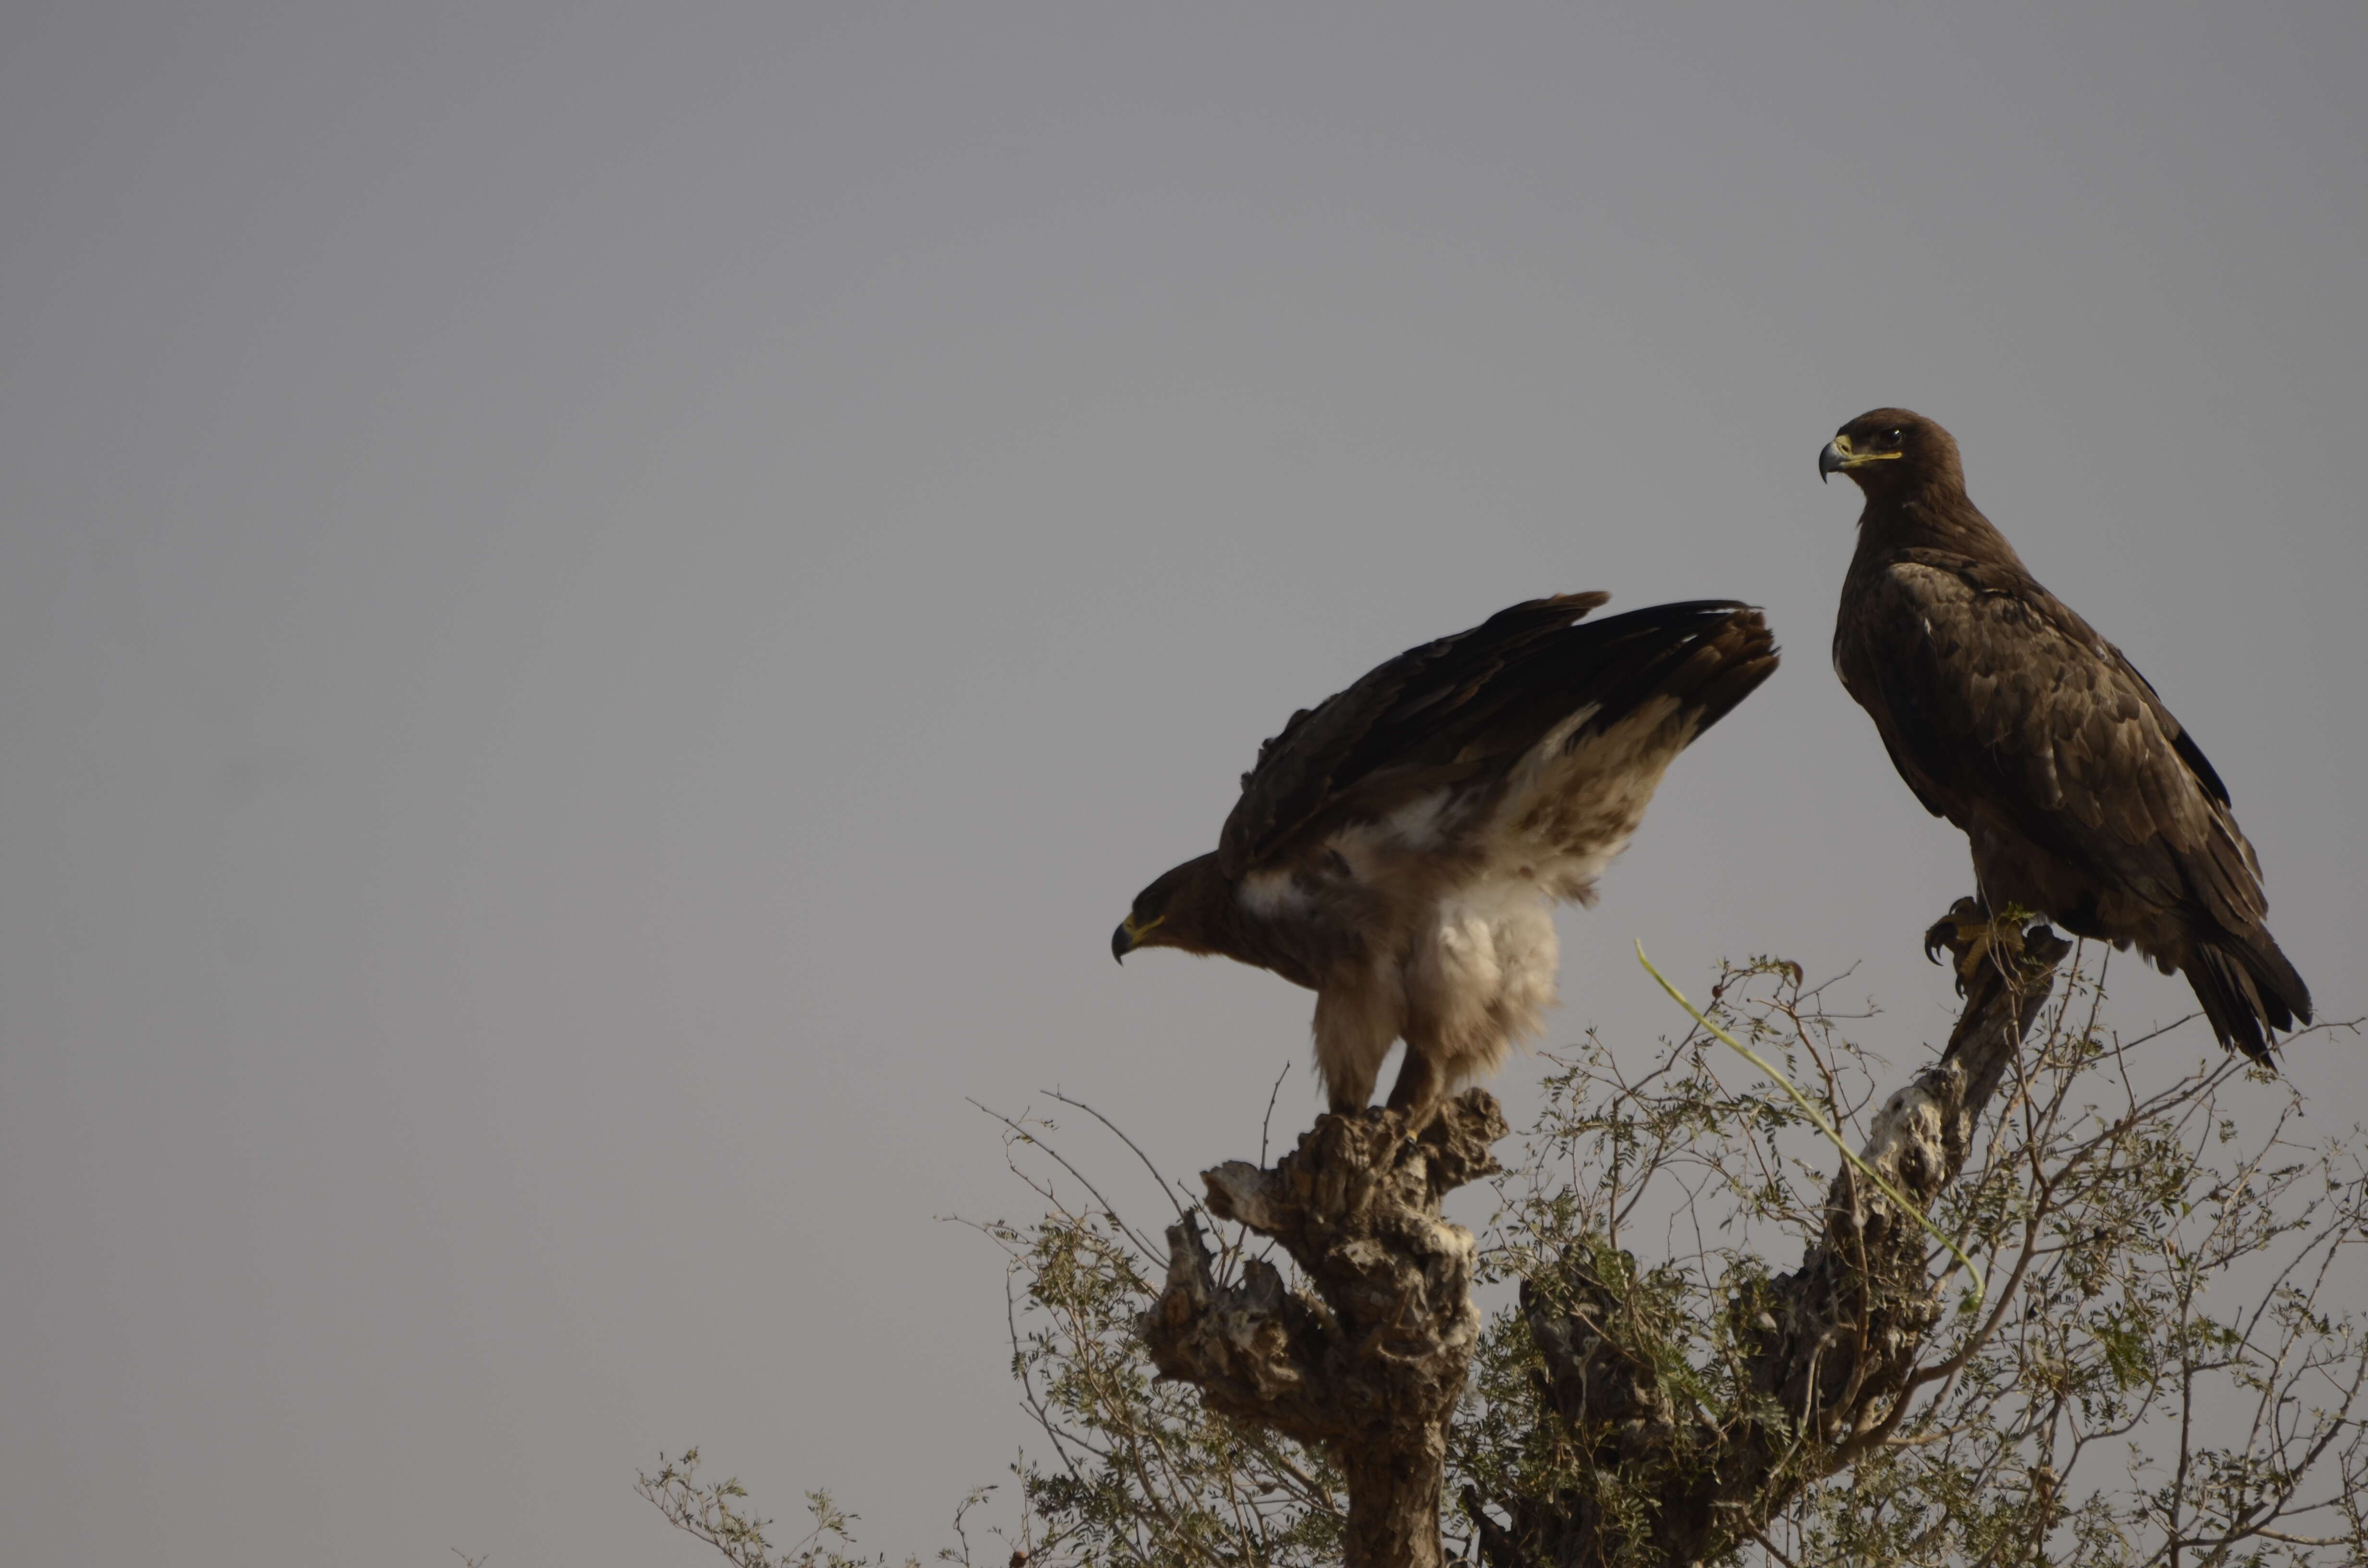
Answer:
[[1957, 926, 1993, 984], [1922, 898, 2000, 995], [1391, 1098, 1448, 1153]]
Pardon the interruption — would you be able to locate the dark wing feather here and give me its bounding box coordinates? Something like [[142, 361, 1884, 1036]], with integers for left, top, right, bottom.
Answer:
[[1219, 595, 1775, 876], [1218, 593, 1605, 877], [1836, 550, 2262, 931]]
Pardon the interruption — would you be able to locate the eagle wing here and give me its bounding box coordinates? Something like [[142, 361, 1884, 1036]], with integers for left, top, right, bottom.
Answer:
[[1219, 595, 1772, 878], [1836, 549, 2264, 934]]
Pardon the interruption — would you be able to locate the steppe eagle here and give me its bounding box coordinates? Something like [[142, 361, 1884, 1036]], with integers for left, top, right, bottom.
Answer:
[[1114, 594, 1777, 1116], [1823, 407, 2311, 1059]]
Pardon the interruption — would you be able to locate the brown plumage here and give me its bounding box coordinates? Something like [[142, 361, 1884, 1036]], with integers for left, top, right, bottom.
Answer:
[[1824, 408, 2311, 1060], [1115, 595, 1777, 1117]]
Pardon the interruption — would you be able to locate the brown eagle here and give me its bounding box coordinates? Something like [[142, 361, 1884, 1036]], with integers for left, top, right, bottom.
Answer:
[[1824, 408, 2311, 1059], [1114, 595, 1777, 1118]]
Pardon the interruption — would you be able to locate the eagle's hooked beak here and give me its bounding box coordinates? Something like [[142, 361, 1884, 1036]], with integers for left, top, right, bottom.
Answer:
[[1819, 437, 1848, 482], [1112, 914, 1163, 963]]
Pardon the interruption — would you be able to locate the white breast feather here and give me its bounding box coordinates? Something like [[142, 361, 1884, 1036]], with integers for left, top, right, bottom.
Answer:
[[1406, 884, 1560, 1078], [1404, 698, 1700, 1089], [1261, 698, 1706, 1108]]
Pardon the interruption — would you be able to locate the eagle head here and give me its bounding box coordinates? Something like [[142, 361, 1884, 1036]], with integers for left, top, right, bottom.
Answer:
[[1820, 408, 1963, 495], [1113, 853, 1221, 963]]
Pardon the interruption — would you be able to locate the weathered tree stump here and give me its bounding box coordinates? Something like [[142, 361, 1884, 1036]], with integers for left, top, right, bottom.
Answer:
[[1141, 1090, 1509, 1568]]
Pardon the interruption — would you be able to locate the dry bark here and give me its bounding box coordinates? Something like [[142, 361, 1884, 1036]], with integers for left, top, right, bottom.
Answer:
[[1140, 1090, 1510, 1568]]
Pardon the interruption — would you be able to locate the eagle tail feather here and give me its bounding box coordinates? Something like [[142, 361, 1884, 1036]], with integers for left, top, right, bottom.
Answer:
[[2187, 930, 2313, 1064]]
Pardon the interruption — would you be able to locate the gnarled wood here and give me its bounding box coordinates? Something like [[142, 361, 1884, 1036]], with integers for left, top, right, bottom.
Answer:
[[1141, 1090, 1509, 1568]]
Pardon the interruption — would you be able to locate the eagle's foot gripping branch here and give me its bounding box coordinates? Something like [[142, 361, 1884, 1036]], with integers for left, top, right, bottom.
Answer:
[[1923, 895, 2053, 993], [1140, 1090, 1508, 1568]]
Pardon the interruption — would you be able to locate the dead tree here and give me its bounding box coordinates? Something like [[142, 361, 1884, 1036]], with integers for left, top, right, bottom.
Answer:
[[1141, 1091, 1510, 1568], [1142, 904, 2070, 1568]]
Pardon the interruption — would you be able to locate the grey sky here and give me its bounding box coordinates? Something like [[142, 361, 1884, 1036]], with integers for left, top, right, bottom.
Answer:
[[0, 4, 2360, 1564]]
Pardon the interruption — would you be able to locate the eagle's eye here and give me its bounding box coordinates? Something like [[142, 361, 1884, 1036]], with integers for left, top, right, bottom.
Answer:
[[1885, 428, 1903, 444]]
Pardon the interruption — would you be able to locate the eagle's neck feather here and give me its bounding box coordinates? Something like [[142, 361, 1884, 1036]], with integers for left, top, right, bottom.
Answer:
[[1159, 856, 1322, 986], [1854, 483, 2030, 573]]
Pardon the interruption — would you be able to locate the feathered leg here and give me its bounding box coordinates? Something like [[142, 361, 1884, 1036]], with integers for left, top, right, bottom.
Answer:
[[1383, 1046, 1444, 1120]]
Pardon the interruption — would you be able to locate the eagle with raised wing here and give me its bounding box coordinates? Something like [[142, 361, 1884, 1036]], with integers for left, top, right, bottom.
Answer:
[[1114, 594, 1777, 1118], [1823, 407, 2311, 1059]]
